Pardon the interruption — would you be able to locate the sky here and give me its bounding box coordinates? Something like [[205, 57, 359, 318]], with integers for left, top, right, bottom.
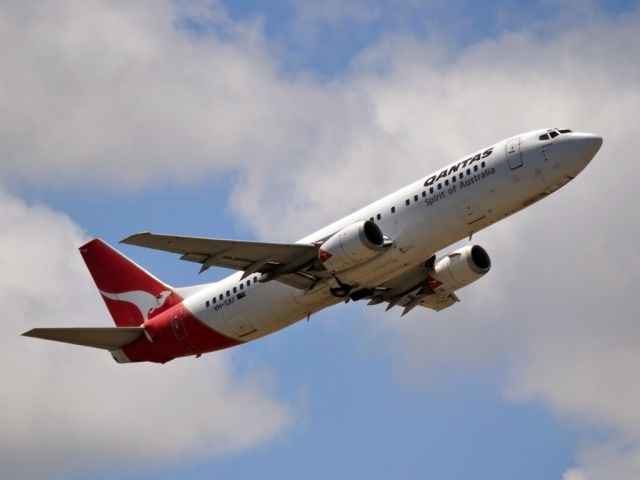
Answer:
[[1, 0, 640, 479]]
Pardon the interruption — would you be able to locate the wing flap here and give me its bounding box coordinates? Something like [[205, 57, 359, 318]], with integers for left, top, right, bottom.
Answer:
[[275, 272, 319, 290], [399, 291, 459, 313], [362, 256, 460, 313], [22, 327, 145, 350], [370, 289, 459, 314]]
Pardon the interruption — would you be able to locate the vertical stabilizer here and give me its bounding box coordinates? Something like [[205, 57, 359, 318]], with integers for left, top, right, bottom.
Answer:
[[79, 239, 182, 327]]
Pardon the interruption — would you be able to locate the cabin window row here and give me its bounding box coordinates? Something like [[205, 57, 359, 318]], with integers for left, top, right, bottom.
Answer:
[[428, 162, 486, 193], [368, 161, 487, 222], [205, 276, 259, 308]]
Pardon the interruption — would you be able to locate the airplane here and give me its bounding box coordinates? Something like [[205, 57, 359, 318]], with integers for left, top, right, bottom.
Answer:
[[23, 128, 603, 364]]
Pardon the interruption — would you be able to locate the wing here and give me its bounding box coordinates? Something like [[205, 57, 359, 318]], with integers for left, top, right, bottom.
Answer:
[[121, 232, 320, 290], [22, 327, 145, 350], [362, 258, 460, 315]]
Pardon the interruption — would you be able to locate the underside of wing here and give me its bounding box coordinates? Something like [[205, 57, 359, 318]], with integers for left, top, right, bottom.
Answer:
[[22, 327, 145, 350], [121, 232, 320, 289], [356, 257, 460, 315], [388, 290, 459, 313]]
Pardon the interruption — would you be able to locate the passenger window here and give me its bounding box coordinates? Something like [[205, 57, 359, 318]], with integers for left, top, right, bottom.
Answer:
[[429, 187, 434, 194], [459, 173, 463, 179], [466, 169, 471, 175], [421, 191, 426, 198], [437, 183, 442, 190], [370, 217, 374, 222], [391, 206, 396, 213], [452, 176, 456, 182], [445, 179, 449, 186], [376, 213, 381, 220], [233, 287, 237, 293], [240, 284, 244, 290], [226, 291, 230, 297], [219, 294, 223, 300], [481, 161, 485, 168], [206, 300, 210, 307], [474, 165, 479, 172], [213, 298, 217, 304], [405, 199, 410, 206], [414, 195, 418, 202]]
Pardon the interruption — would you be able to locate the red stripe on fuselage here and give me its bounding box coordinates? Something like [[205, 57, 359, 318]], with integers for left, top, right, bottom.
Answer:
[[122, 304, 242, 363]]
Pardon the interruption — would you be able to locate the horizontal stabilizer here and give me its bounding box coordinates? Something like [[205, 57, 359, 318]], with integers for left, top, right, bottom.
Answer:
[[22, 327, 145, 350]]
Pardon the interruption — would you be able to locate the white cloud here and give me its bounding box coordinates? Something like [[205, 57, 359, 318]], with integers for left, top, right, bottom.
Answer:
[[0, 0, 312, 188], [0, 190, 292, 479], [563, 441, 640, 480], [0, 0, 432, 238]]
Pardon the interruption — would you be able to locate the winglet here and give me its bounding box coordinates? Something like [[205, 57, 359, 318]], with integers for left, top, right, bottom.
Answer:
[[120, 232, 153, 245]]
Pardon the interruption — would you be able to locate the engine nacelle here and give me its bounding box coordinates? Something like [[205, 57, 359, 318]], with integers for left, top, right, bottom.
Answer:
[[319, 220, 385, 273], [427, 245, 491, 293]]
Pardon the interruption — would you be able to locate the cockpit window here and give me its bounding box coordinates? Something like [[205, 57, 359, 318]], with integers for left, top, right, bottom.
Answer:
[[539, 128, 573, 141]]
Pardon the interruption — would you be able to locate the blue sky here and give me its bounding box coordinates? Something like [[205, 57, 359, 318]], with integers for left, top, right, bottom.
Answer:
[[218, 0, 636, 76], [2, 1, 640, 479]]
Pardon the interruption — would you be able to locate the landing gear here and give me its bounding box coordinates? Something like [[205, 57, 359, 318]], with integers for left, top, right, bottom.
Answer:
[[349, 288, 375, 301], [328, 276, 387, 303], [329, 275, 352, 298]]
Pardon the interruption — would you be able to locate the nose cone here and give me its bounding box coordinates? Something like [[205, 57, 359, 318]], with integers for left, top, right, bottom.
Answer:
[[576, 134, 603, 162]]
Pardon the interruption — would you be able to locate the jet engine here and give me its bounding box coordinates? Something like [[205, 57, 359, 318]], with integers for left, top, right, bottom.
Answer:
[[318, 220, 386, 273], [427, 245, 491, 293]]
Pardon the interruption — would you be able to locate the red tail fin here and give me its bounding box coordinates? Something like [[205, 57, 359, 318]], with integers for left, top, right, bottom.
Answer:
[[79, 239, 182, 327]]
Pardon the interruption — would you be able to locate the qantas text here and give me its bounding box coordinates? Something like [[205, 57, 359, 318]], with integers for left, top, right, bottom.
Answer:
[[423, 148, 494, 187]]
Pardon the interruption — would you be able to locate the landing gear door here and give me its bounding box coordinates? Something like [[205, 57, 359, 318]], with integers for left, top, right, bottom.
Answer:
[[227, 313, 257, 338], [506, 137, 523, 169], [456, 198, 485, 224]]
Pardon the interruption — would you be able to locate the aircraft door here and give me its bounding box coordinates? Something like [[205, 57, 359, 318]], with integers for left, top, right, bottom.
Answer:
[[506, 137, 523, 169], [171, 307, 187, 340]]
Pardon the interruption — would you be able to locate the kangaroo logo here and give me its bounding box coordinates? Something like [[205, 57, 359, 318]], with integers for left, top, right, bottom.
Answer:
[[99, 289, 172, 321]]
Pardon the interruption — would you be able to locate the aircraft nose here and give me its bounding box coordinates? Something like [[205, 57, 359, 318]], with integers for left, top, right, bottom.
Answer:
[[575, 134, 603, 162]]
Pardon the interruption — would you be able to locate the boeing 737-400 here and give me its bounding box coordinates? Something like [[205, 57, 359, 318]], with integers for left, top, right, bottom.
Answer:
[[23, 128, 603, 363]]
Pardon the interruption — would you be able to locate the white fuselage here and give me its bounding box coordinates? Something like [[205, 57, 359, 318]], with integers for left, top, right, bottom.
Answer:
[[181, 129, 599, 343]]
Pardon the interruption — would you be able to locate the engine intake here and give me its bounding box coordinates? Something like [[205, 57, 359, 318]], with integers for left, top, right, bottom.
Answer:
[[428, 245, 491, 292], [319, 220, 385, 273]]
